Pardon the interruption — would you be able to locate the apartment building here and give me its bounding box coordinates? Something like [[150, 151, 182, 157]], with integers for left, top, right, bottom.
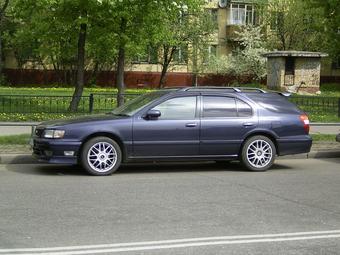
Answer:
[[125, 0, 258, 73], [126, 0, 339, 79]]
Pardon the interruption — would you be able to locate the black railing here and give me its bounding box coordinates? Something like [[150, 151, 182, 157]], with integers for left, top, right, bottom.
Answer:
[[0, 93, 339, 118], [0, 93, 142, 114], [289, 96, 340, 118]]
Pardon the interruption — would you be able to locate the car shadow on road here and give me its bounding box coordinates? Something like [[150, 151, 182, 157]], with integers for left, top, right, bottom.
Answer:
[[6, 160, 293, 176]]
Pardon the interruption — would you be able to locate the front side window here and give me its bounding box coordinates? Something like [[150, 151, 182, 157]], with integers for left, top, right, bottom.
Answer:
[[152, 96, 197, 120], [230, 4, 255, 25]]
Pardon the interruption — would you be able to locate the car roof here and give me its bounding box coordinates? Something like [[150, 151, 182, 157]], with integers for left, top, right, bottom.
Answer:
[[160, 86, 290, 97]]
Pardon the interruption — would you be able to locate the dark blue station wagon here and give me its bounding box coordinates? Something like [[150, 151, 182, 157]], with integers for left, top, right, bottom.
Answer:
[[32, 87, 312, 175]]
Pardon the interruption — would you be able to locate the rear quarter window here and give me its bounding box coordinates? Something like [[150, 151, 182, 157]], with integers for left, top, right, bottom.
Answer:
[[246, 93, 301, 114]]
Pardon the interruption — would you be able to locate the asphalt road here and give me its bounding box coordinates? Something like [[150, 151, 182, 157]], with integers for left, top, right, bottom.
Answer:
[[1, 158, 340, 255]]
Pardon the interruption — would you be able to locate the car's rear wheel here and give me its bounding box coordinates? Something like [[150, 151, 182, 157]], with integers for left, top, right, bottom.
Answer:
[[241, 135, 276, 171], [81, 137, 122, 176]]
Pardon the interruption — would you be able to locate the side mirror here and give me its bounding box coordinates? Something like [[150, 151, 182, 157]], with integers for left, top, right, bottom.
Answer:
[[144, 109, 161, 120]]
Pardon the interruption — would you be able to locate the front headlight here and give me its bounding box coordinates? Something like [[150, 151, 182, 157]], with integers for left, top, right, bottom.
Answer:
[[43, 130, 65, 139]]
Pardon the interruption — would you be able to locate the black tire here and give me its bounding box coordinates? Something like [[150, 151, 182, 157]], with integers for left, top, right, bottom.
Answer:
[[241, 135, 276, 172], [81, 136, 122, 176]]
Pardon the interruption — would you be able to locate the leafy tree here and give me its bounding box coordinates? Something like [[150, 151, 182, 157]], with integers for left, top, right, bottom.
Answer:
[[103, 0, 198, 105], [152, 0, 215, 88], [0, 0, 10, 79], [205, 25, 267, 83], [308, 0, 340, 59], [10, 0, 116, 110], [264, 0, 324, 51]]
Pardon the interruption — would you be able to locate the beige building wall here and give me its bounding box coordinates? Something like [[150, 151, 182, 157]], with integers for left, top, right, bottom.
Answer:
[[295, 58, 321, 90]]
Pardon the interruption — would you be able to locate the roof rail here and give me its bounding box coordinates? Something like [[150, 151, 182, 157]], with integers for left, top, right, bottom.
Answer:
[[162, 86, 188, 90], [182, 86, 240, 92], [234, 87, 267, 93], [182, 86, 267, 93]]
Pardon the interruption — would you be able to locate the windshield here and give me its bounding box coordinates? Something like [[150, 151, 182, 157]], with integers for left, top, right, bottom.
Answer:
[[111, 91, 169, 116]]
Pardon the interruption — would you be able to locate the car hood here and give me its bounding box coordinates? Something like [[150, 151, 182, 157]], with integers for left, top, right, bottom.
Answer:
[[38, 114, 127, 128]]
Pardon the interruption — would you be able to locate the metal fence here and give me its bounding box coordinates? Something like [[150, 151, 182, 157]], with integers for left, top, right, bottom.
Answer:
[[0, 93, 339, 117], [0, 93, 141, 114], [289, 96, 340, 118]]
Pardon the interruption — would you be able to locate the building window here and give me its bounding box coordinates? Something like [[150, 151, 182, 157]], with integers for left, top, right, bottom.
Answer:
[[203, 45, 217, 63], [230, 4, 255, 25], [133, 46, 158, 64], [207, 8, 218, 29], [173, 46, 188, 64]]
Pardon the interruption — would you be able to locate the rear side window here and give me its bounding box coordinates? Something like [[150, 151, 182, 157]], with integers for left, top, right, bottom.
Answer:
[[203, 96, 237, 118], [203, 96, 253, 118]]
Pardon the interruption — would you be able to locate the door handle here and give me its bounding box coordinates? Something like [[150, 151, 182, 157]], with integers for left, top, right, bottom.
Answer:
[[185, 123, 197, 128], [243, 123, 254, 127]]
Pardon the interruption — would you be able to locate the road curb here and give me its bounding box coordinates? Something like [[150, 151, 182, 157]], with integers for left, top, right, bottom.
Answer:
[[0, 151, 339, 165]]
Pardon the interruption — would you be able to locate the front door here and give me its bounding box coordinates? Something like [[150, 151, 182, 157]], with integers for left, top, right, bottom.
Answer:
[[133, 96, 200, 157]]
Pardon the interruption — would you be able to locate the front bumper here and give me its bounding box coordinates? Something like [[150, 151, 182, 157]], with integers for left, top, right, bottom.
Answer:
[[32, 138, 81, 164], [277, 136, 312, 156]]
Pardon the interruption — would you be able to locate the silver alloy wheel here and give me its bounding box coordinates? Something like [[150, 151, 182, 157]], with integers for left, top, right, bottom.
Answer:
[[87, 142, 117, 173], [246, 139, 273, 168]]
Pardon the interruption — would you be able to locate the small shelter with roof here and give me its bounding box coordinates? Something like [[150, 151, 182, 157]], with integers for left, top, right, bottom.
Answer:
[[263, 51, 328, 93]]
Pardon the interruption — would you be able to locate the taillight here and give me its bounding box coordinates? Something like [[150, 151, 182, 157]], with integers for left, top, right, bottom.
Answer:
[[300, 114, 310, 134]]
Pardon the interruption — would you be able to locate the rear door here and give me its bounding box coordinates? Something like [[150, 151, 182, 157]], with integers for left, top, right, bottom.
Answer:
[[199, 95, 258, 156]]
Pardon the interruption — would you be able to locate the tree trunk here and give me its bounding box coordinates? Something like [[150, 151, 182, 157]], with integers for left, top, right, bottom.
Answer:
[[159, 46, 176, 88], [0, 0, 10, 78], [0, 29, 3, 77], [115, 18, 127, 107], [116, 45, 125, 107], [69, 22, 87, 112]]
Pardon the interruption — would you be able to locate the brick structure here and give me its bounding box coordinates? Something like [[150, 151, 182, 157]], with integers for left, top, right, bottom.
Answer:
[[263, 51, 328, 93]]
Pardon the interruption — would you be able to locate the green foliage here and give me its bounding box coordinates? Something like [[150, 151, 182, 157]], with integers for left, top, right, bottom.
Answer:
[[205, 25, 268, 82], [311, 134, 338, 142], [308, 0, 340, 60], [264, 0, 324, 51]]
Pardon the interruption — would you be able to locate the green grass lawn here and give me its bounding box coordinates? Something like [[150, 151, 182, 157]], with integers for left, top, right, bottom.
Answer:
[[0, 134, 31, 145], [0, 86, 151, 96]]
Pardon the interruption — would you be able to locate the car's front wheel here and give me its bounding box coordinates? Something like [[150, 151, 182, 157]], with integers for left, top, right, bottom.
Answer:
[[241, 135, 276, 171], [81, 137, 122, 176]]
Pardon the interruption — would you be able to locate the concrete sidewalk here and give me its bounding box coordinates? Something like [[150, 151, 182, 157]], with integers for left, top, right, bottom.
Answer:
[[0, 141, 339, 165]]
